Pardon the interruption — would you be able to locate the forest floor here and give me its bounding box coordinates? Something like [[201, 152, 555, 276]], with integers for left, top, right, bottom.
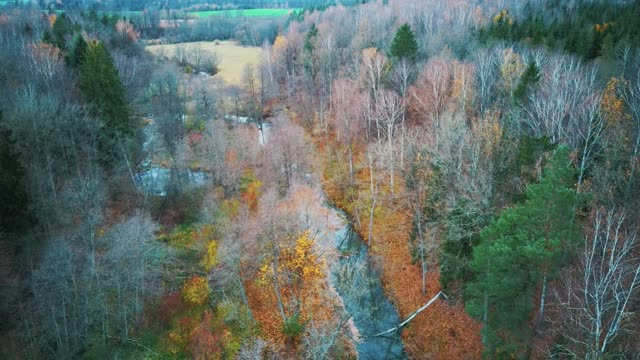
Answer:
[[318, 140, 484, 359]]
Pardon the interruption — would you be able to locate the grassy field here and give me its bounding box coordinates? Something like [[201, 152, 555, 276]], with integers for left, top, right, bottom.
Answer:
[[146, 40, 262, 85], [0, 3, 295, 19]]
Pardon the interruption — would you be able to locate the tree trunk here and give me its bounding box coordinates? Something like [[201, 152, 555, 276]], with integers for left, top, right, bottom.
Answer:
[[272, 258, 287, 323]]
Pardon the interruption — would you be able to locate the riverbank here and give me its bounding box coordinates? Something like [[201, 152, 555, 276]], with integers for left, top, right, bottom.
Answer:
[[319, 140, 483, 359]]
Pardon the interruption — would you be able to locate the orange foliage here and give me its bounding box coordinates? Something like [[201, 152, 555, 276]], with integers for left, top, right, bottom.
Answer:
[[601, 77, 629, 124], [323, 141, 483, 359], [48, 13, 56, 27], [27, 42, 62, 62], [247, 229, 336, 350], [115, 19, 140, 42], [189, 310, 226, 360]]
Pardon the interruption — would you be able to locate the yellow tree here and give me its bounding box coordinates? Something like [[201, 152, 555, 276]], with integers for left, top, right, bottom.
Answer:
[[259, 230, 324, 339]]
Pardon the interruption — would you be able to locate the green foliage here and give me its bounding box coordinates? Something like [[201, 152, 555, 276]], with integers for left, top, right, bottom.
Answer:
[[481, 2, 640, 61], [52, 13, 72, 50], [439, 198, 486, 296], [466, 146, 584, 358], [390, 23, 418, 61], [494, 136, 557, 205], [513, 60, 540, 102], [41, 30, 53, 45], [282, 313, 305, 340], [79, 40, 133, 163], [0, 111, 29, 233], [67, 35, 87, 68], [303, 23, 318, 54]]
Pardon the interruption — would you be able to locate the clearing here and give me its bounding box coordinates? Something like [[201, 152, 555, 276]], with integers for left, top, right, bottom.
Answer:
[[145, 40, 262, 85]]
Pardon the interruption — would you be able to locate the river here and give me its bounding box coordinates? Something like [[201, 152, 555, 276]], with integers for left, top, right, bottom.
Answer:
[[330, 213, 406, 359]]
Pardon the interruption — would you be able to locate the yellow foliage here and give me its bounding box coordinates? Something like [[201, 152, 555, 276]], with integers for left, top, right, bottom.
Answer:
[[283, 230, 323, 280], [201, 240, 218, 272], [601, 77, 629, 124], [493, 10, 513, 25], [182, 276, 210, 306], [500, 48, 525, 92], [272, 35, 288, 63], [594, 22, 614, 33]]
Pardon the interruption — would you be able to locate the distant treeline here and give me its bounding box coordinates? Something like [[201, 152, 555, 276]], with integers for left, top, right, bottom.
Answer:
[[480, 0, 640, 60], [14, 0, 357, 11]]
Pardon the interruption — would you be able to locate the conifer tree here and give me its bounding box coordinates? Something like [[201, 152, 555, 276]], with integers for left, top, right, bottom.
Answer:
[[390, 23, 418, 61], [79, 40, 133, 162], [514, 60, 540, 102], [52, 13, 72, 50], [466, 146, 584, 357], [67, 35, 87, 68], [0, 111, 28, 233]]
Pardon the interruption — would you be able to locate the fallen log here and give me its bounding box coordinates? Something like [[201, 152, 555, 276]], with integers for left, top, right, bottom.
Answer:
[[374, 291, 447, 337]]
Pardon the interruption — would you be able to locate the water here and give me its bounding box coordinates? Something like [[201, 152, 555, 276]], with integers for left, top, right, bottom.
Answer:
[[331, 222, 406, 359], [136, 167, 209, 196]]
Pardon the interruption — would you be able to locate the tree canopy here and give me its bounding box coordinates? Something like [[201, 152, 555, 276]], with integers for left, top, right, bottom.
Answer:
[[390, 23, 418, 61]]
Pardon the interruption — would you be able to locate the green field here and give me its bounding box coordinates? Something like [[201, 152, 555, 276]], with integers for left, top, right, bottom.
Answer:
[[189, 8, 298, 18], [0, 3, 297, 19]]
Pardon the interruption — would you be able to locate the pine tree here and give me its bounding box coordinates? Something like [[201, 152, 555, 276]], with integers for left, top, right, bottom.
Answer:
[[0, 111, 29, 233], [390, 23, 418, 61], [79, 40, 133, 162], [466, 146, 583, 358], [67, 35, 87, 68], [52, 13, 72, 50], [42, 29, 53, 45], [513, 60, 540, 102], [302, 23, 319, 80]]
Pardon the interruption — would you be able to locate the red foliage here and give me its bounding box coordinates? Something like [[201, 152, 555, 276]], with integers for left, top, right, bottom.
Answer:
[[157, 291, 185, 325]]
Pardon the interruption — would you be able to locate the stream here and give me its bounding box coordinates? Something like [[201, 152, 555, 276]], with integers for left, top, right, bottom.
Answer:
[[331, 214, 406, 359], [137, 113, 405, 358]]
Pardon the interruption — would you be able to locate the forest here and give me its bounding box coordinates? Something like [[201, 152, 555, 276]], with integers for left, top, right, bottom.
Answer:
[[1, 0, 640, 359]]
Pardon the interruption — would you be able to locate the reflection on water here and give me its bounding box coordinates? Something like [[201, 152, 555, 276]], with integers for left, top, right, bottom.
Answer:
[[331, 222, 406, 360]]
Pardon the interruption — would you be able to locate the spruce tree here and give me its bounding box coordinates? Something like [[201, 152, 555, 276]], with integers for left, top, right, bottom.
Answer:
[[67, 35, 88, 68], [79, 40, 133, 162], [0, 111, 29, 233], [466, 146, 583, 358], [514, 60, 540, 102], [52, 13, 72, 50], [390, 23, 418, 61]]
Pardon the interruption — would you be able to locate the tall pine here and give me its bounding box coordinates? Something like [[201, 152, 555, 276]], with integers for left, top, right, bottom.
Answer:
[[79, 40, 133, 162], [0, 111, 29, 234], [466, 146, 584, 358], [390, 23, 418, 61]]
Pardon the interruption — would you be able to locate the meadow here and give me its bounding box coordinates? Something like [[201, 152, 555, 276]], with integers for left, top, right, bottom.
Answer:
[[145, 40, 262, 85]]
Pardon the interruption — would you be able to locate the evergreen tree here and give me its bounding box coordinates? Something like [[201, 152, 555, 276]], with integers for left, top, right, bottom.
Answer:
[[513, 60, 540, 102], [52, 13, 72, 50], [41, 29, 53, 45], [390, 23, 418, 61], [79, 40, 133, 162], [466, 146, 584, 358], [67, 35, 88, 68], [599, 33, 615, 60], [302, 23, 318, 80], [303, 23, 318, 54], [0, 111, 29, 234]]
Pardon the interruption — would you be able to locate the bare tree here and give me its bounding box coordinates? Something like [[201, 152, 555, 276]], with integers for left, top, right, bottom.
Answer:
[[553, 209, 640, 359], [375, 90, 403, 197], [410, 56, 453, 130], [390, 59, 415, 171]]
